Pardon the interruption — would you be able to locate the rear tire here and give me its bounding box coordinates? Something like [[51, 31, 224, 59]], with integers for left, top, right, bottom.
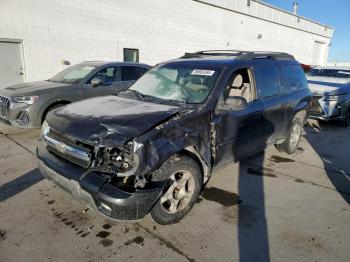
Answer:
[[275, 119, 303, 154], [150, 154, 202, 225]]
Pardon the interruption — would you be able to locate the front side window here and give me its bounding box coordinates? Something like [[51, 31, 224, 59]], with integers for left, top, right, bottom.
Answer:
[[88, 66, 119, 84], [222, 68, 256, 103], [282, 64, 308, 93], [121, 66, 147, 81], [129, 64, 221, 104], [256, 65, 281, 98], [49, 64, 97, 84]]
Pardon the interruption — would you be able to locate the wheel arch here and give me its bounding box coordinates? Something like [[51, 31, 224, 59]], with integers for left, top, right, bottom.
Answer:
[[41, 100, 71, 124], [178, 146, 210, 184]]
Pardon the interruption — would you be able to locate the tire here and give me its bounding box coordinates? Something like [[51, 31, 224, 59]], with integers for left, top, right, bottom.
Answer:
[[275, 118, 303, 154], [41, 103, 66, 124], [341, 109, 350, 128], [150, 154, 202, 225]]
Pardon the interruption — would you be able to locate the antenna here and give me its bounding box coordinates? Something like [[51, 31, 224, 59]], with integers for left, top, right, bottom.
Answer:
[[293, 2, 298, 15]]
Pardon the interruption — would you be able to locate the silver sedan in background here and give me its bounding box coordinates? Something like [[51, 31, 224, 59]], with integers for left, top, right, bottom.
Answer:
[[0, 61, 150, 128]]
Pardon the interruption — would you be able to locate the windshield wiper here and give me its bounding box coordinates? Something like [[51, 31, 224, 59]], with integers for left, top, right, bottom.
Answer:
[[126, 90, 145, 101]]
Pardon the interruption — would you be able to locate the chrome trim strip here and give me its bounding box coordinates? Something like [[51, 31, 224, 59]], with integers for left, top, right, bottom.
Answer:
[[43, 133, 90, 163]]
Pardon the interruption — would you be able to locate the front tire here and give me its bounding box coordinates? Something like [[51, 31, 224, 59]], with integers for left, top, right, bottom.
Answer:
[[275, 119, 303, 154], [150, 154, 202, 225]]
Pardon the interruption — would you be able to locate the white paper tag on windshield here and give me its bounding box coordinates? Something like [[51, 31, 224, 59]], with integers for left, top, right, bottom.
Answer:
[[191, 69, 215, 76]]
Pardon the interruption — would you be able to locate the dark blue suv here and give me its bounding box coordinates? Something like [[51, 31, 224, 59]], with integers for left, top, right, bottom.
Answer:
[[37, 50, 311, 224]]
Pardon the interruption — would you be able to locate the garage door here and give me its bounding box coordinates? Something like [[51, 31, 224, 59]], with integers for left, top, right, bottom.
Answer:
[[0, 40, 24, 89]]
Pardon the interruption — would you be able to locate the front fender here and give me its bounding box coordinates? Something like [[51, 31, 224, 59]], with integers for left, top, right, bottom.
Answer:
[[135, 132, 211, 179]]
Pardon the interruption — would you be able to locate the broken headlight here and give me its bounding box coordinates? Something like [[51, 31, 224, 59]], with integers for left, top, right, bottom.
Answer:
[[96, 142, 139, 177]]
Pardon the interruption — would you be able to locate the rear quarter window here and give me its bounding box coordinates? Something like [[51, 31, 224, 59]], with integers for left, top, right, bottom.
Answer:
[[121, 66, 148, 81], [282, 64, 308, 94], [256, 64, 282, 99]]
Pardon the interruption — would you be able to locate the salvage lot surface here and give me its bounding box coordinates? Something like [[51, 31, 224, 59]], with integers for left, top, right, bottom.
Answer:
[[0, 121, 349, 262]]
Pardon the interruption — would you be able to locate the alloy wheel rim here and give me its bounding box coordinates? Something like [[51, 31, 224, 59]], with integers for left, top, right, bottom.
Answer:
[[160, 170, 195, 214], [290, 123, 301, 150]]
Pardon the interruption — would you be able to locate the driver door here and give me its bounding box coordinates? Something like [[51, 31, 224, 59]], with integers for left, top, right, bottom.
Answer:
[[213, 67, 265, 167]]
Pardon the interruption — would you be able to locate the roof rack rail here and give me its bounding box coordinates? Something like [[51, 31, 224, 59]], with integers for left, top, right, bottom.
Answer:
[[181, 50, 244, 58], [237, 51, 295, 60], [180, 50, 295, 61]]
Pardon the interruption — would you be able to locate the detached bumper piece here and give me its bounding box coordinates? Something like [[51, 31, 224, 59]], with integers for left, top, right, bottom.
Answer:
[[309, 95, 324, 117], [37, 141, 163, 220]]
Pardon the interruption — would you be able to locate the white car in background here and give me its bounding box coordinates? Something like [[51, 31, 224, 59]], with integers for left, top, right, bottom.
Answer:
[[307, 67, 350, 127]]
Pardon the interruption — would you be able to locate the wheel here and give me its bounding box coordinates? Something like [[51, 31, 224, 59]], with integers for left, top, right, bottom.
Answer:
[[41, 103, 66, 124], [275, 119, 303, 154], [150, 154, 202, 225]]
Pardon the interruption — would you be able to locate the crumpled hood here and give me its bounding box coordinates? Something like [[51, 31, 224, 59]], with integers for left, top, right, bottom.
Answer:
[[0, 81, 70, 96], [47, 96, 182, 146], [307, 77, 350, 95]]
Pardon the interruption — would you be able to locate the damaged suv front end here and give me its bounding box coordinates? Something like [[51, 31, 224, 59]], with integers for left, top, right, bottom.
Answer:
[[37, 99, 186, 220], [39, 120, 164, 220], [38, 123, 162, 220]]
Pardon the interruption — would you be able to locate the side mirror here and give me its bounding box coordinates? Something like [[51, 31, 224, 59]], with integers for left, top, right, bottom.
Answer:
[[223, 96, 248, 111], [91, 77, 103, 88]]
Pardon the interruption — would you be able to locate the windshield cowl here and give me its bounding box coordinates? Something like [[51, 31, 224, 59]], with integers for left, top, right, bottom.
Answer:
[[119, 90, 191, 108]]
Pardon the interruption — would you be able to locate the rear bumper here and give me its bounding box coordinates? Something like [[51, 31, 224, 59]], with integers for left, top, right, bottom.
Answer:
[[37, 140, 164, 220]]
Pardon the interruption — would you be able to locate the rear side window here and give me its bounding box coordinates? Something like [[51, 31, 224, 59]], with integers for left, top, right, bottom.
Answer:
[[121, 66, 147, 81], [256, 65, 281, 99], [282, 64, 308, 94]]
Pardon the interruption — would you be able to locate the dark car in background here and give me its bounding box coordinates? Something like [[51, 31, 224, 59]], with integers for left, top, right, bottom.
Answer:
[[0, 61, 150, 128], [307, 67, 350, 127], [37, 50, 311, 224]]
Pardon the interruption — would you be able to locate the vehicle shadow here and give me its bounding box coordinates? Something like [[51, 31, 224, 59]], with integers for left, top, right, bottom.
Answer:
[[0, 168, 43, 203], [237, 152, 270, 262], [304, 121, 350, 204], [234, 116, 274, 262]]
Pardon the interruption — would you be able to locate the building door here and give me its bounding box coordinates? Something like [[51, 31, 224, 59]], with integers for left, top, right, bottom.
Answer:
[[312, 41, 324, 66], [0, 40, 24, 89]]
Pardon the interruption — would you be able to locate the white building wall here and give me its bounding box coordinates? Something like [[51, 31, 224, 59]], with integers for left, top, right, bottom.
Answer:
[[0, 0, 333, 82]]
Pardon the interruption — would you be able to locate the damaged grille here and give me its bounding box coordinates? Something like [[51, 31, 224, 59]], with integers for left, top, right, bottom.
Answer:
[[44, 129, 93, 168], [310, 96, 324, 116], [0, 96, 11, 119]]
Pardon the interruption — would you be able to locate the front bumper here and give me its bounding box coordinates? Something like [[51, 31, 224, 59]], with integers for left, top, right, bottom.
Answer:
[[0, 97, 38, 128], [37, 140, 164, 220], [309, 96, 349, 121]]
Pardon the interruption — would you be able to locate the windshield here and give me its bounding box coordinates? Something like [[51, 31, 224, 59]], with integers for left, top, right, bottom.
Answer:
[[129, 64, 221, 104], [308, 69, 350, 79], [49, 64, 97, 84]]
